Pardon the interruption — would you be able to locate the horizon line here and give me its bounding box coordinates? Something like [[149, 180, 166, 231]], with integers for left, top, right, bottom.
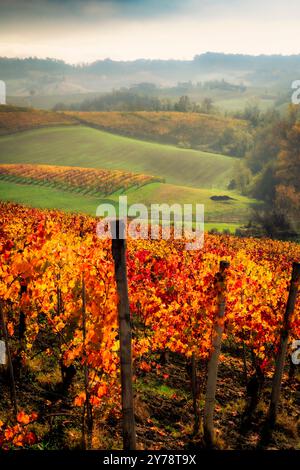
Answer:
[[1, 51, 300, 67]]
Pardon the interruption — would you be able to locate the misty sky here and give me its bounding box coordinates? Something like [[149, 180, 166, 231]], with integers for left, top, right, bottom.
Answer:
[[0, 0, 299, 63]]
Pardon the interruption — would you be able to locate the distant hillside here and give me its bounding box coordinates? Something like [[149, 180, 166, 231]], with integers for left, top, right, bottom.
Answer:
[[0, 105, 253, 157], [1, 53, 299, 99], [0, 105, 77, 135], [66, 111, 252, 156]]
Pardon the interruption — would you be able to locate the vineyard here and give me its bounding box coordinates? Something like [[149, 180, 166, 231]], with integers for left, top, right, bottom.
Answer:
[[0, 202, 299, 450], [0, 105, 77, 135], [0, 164, 163, 196]]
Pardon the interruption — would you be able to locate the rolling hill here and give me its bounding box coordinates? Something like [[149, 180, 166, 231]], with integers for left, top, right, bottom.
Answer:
[[65, 111, 251, 156], [0, 125, 236, 189]]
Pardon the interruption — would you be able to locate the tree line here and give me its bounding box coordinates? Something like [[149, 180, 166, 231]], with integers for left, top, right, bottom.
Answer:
[[53, 89, 216, 114]]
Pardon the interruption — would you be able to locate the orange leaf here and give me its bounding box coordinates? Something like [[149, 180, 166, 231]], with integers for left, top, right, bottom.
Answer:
[[17, 411, 31, 425]]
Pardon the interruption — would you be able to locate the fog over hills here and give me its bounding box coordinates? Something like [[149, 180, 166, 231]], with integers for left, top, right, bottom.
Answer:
[[1, 53, 300, 97]]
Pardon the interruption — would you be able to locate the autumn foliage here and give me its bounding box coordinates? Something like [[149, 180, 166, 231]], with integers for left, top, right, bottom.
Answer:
[[0, 412, 38, 449], [0, 105, 76, 135], [0, 163, 162, 195], [0, 202, 299, 448]]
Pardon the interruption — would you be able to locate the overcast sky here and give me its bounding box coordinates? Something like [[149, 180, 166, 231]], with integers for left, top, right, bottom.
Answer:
[[0, 0, 299, 63]]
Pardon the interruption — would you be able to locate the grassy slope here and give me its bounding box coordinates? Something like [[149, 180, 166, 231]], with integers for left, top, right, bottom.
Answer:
[[0, 180, 101, 214], [0, 180, 254, 226], [0, 126, 236, 189], [120, 182, 253, 223], [65, 110, 251, 154]]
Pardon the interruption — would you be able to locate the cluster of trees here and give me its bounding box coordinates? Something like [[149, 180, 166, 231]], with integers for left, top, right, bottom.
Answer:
[[167, 79, 246, 94], [234, 106, 300, 238], [201, 79, 246, 92], [233, 104, 263, 128], [53, 89, 216, 114]]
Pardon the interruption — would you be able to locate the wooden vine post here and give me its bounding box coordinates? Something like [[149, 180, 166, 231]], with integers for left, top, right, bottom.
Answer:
[[204, 260, 230, 447], [268, 262, 300, 428], [111, 219, 136, 450], [0, 302, 18, 418]]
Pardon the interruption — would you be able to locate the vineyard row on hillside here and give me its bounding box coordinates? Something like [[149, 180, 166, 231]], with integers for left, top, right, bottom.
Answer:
[[0, 164, 163, 196], [0, 106, 77, 135]]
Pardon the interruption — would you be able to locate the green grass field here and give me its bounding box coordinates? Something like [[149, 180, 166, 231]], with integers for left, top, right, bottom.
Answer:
[[0, 180, 101, 214], [119, 182, 254, 223], [0, 126, 236, 189], [0, 180, 255, 226]]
